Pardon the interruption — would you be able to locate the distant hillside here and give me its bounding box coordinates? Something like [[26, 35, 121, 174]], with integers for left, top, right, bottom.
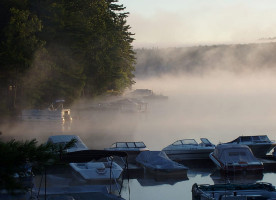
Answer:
[[134, 42, 276, 78]]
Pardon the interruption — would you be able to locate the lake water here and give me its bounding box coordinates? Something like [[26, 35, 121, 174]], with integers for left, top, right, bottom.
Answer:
[[31, 158, 276, 200], [2, 72, 276, 199], [120, 168, 276, 200]]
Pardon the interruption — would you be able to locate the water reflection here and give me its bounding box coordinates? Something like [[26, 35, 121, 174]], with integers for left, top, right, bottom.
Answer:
[[210, 170, 264, 184], [136, 172, 189, 187]]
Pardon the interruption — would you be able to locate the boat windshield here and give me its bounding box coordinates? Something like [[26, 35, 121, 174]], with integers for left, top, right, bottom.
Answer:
[[200, 138, 213, 146], [173, 139, 198, 145], [127, 142, 136, 148], [116, 143, 128, 148], [181, 139, 198, 145], [259, 135, 270, 142], [112, 142, 146, 148], [252, 136, 261, 142], [135, 142, 146, 148], [172, 141, 183, 145], [240, 136, 252, 143]]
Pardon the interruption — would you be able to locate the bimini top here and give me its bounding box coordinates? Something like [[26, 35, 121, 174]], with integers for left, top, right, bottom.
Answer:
[[47, 135, 88, 152], [213, 144, 259, 163]]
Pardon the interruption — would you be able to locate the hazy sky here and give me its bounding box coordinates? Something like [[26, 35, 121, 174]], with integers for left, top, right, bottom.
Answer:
[[120, 0, 276, 48]]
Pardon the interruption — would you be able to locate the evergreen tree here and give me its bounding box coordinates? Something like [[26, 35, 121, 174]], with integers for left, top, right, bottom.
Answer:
[[0, 0, 136, 115]]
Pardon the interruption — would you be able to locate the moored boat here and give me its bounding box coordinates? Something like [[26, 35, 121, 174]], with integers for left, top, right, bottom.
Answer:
[[135, 151, 188, 178], [209, 144, 264, 172], [69, 161, 123, 181], [48, 135, 124, 182], [192, 182, 276, 200], [162, 138, 215, 161], [105, 142, 149, 163], [47, 134, 88, 152], [225, 135, 276, 157]]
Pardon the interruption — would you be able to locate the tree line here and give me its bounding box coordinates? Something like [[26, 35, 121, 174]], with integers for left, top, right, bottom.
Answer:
[[135, 43, 276, 78], [0, 0, 135, 119]]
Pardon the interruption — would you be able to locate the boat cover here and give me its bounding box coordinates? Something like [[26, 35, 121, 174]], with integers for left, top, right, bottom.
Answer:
[[213, 144, 259, 163], [136, 151, 188, 171], [48, 135, 88, 151]]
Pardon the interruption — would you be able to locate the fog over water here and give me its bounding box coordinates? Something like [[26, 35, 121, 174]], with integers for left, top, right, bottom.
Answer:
[[131, 70, 276, 148], [1, 69, 276, 150], [2, 64, 276, 200]]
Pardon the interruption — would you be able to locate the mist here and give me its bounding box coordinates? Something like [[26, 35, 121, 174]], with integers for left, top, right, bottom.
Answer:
[[1, 67, 276, 151], [121, 0, 276, 48], [131, 71, 276, 148], [2, 42, 276, 151]]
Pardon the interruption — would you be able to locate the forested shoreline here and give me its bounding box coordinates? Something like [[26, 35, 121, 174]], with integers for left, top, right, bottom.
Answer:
[[135, 42, 276, 78], [2, 0, 276, 121], [0, 0, 135, 119]]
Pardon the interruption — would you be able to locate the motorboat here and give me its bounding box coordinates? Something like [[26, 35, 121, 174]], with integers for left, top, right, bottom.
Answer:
[[105, 142, 149, 163], [69, 161, 123, 181], [61, 150, 127, 182], [224, 135, 276, 157], [135, 151, 188, 178], [47, 135, 88, 152], [209, 144, 264, 172], [162, 138, 215, 161], [48, 135, 124, 181], [32, 164, 126, 200], [192, 182, 276, 200]]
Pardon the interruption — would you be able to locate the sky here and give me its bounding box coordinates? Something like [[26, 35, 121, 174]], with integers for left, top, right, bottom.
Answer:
[[119, 0, 276, 48]]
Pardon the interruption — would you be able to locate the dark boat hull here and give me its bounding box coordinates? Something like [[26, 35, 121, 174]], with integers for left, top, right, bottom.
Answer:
[[247, 144, 276, 157], [164, 149, 214, 161]]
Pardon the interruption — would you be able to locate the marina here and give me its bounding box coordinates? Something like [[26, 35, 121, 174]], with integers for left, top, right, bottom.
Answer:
[[2, 0, 276, 199], [5, 133, 276, 200], [3, 74, 276, 200], [29, 159, 276, 200]]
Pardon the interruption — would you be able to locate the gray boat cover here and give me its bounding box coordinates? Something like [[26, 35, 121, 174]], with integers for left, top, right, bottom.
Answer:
[[213, 144, 259, 163], [47, 135, 88, 152], [136, 151, 188, 171]]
